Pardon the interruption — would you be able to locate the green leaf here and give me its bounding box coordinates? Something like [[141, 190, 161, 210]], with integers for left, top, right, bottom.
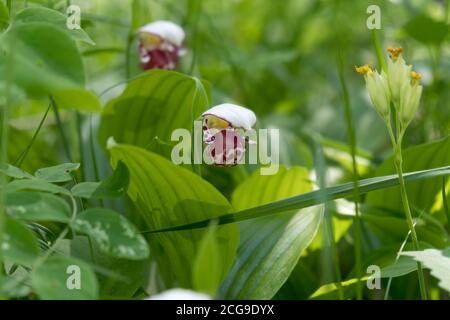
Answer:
[[99, 70, 210, 156], [6, 178, 71, 195], [192, 224, 223, 296], [0, 22, 85, 97], [108, 143, 239, 288], [402, 248, 450, 293], [6, 191, 71, 223], [310, 277, 368, 300], [31, 256, 99, 300], [15, 7, 95, 45], [0, 163, 33, 179], [52, 88, 101, 113], [366, 138, 450, 245], [34, 163, 80, 183], [220, 167, 323, 299], [0, 1, 9, 30], [362, 207, 449, 248], [70, 236, 150, 299], [2, 217, 40, 267], [145, 165, 450, 233], [72, 208, 149, 260], [71, 161, 129, 199], [380, 256, 417, 278], [131, 0, 152, 32], [404, 15, 449, 45], [0, 276, 31, 298]]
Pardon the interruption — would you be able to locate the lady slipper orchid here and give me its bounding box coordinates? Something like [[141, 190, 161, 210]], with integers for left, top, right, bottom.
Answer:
[[138, 20, 185, 70], [201, 103, 256, 167]]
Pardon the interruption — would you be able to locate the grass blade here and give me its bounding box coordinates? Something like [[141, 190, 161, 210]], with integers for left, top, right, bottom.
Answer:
[[143, 166, 450, 234]]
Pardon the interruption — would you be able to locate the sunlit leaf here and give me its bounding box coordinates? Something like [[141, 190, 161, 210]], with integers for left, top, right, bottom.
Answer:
[[402, 248, 450, 293], [192, 224, 223, 296], [220, 167, 323, 299]]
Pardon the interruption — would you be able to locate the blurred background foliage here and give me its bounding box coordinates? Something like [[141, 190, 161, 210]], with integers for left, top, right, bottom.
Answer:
[[4, 0, 450, 299], [9, 0, 449, 173]]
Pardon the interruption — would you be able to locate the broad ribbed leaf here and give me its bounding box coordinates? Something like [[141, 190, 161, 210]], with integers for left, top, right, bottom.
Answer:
[[220, 167, 323, 299], [108, 143, 239, 288], [99, 70, 210, 155]]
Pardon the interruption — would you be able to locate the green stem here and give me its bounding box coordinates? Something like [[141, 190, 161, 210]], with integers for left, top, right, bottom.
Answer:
[[125, 33, 133, 79], [50, 97, 73, 162], [89, 116, 104, 208], [15, 103, 51, 168], [315, 143, 344, 300], [372, 29, 386, 72], [337, 53, 363, 299], [76, 112, 85, 180], [394, 143, 428, 300]]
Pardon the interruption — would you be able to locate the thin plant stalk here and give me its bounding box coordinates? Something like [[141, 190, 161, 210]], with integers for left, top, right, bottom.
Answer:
[[50, 96, 73, 162], [315, 143, 344, 300], [337, 52, 363, 299], [394, 140, 428, 300], [15, 103, 51, 167], [372, 29, 386, 72]]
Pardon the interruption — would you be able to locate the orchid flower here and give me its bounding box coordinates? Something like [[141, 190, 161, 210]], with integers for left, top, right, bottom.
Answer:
[[138, 20, 185, 70], [201, 103, 257, 167]]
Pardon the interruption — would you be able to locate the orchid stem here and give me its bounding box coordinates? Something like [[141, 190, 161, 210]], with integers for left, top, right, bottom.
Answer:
[[393, 138, 428, 300]]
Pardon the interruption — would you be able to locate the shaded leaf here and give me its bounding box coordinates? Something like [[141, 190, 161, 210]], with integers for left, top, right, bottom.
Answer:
[[99, 70, 210, 157], [71, 161, 129, 199], [73, 208, 149, 260], [0, 163, 33, 179], [6, 191, 71, 223], [0, 23, 85, 97], [31, 256, 98, 300], [2, 217, 40, 267], [34, 163, 80, 183], [6, 179, 71, 195], [404, 15, 449, 45]]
